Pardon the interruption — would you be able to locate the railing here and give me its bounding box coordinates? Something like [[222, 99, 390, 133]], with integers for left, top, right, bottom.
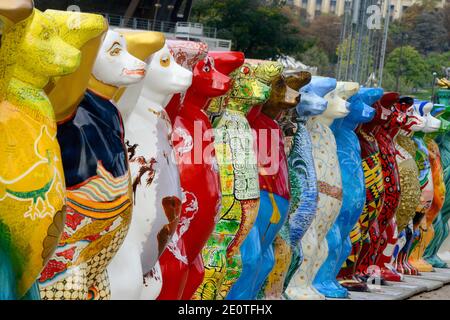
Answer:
[[102, 13, 231, 51], [102, 14, 218, 38]]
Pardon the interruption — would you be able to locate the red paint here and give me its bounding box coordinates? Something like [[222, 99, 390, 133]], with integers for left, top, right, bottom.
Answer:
[[65, 211, 84, 231], [39, 260, 67, 282], [165, 41, 209, 124], [358, 93, 405, 282], [247, 106, 290, 199], [383, 99, 420, 277], [338, 126, 384, 289], [55, 247, 76, 260], [85, 234, 102, 242], [157, 52, 244, 300]]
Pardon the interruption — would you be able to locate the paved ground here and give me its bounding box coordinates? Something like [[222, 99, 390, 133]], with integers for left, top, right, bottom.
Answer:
[[408, 284, 450, 300]]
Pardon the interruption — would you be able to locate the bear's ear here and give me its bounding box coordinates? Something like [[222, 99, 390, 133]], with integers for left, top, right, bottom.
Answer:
[[122, 31, 166, 61], [285, 75, 302, 91], [380, 92, 400, 108], [336, 81, 360, 100], [285, 71, 311, 91], [399, 96, 414, 106], [208, 51, 245, 75], [0, 0, 33, 29], [43, 11, 108, 123]]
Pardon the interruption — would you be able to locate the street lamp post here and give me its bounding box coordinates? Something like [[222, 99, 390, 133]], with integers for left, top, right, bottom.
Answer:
[[431, 72, 438, 103], [167, 4, 175, 29], [153, 1, 162, 30], [167, 4, 175, 15]]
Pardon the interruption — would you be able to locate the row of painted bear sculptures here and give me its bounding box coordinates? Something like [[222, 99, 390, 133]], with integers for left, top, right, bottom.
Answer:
[[1, 3, 450, 300]]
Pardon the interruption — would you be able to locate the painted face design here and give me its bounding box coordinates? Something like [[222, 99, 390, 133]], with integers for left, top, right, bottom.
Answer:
[[167, 39, 209, 71], [16, 10, 81, 80], [92, 30, 147, 87], [416, 101, 441, 133], [326, 81, 359, 120], [265, 75, 300, 112], [403, 105, 426, 133], [252, 61, 300, 116], [191, 56, 231, 98], [297, 83, 328, 117], [145, 44, 193, 95], [346, 92, 376, 125], [296, 76, 336, 117], [227, 63, 272, 112], [322, 89, 350, 121]]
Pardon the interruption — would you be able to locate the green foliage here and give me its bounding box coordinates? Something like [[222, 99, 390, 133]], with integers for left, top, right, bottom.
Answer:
[[425, 52, 450, 76], [298, 46, 332, 76], [409, 11, 449, 55], [382, 70, 416, 93], [301, 15, 342, 63], [191, 0, 306, 59], [383, 3, 450, 93], [336, 36, 374, 81], [192, 0, 448, 90], [384, 46, 430, 91], [388, 4, 450, 55]]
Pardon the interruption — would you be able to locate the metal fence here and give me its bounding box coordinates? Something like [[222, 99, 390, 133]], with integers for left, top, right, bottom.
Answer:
[[102, 14, 218, 39], [102, 13, 231, 51]]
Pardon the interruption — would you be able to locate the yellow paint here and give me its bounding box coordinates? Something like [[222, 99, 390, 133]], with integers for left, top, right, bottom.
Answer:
[[264, 234, 291, 299], [43, 10, 108, 122], [88, 76, 122, 100], [409, 219, 434, 272], [0, 8, 81, 297]]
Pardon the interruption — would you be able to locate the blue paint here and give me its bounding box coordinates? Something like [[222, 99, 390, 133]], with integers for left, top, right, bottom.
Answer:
[[283, 77, 336, 291], [227, 191, 289, 299], [21, 282, 41, 300], [313, 88, 381, 298], [57, 90, 128, 187], [0, 246, 16, 300], [0, 220, 41, 300]]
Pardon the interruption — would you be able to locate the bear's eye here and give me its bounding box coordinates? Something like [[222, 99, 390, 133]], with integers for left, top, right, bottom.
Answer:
[[42, 30, 51, 40], [110, 47, 122, 56], [241, 66, 250, 75], [160, 55, 171, 68]]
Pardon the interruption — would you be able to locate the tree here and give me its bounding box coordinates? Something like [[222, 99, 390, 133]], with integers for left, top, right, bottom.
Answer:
[[335, 35, 374, 82], [387, 4, 450, 56], [384, 46, 429, 91], [298, 45, 332, 76], [301, 15, 342, 63], [425, 52, 450, 77], [419, 0, 442, 11], [408, 10, 449, 55], [191, 0, 307, 59], [442, 4, 450, 47], [382, 70, 416, 93]]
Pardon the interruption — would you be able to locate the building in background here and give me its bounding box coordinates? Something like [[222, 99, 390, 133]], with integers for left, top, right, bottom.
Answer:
[[287, 0, 447, 20], [287, 0, 346, 19], [388, 0, 446, 19]]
